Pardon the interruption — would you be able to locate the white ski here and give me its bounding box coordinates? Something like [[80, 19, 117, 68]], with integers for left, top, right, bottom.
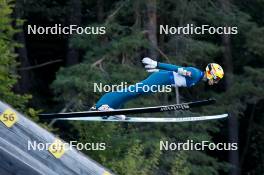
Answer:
[[56, 114, 228, 122]]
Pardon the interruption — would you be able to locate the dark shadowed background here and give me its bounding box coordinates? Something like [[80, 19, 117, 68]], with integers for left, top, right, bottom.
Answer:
[[0, 0, 263, 174]]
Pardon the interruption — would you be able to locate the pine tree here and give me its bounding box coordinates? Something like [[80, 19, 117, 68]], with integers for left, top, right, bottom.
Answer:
[[0, 0, 29, 110]]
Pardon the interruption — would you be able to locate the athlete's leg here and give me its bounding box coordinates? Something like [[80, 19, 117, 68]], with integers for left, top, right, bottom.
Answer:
[[96, 71, 174, 109]]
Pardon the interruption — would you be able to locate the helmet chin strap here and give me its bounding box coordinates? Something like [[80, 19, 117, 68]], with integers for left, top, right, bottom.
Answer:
[[202, 72, 208, 81], [203, 72, 215, 85]]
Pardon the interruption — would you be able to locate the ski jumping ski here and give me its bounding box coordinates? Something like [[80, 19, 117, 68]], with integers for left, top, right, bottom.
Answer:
[[39, 99, 215, 119], [55, 114, 228, 122], [38, 99, 228, 122]]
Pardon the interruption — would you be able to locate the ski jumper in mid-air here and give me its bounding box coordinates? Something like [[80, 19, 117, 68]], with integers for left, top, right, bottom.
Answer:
[[95, 57, 224, 120]]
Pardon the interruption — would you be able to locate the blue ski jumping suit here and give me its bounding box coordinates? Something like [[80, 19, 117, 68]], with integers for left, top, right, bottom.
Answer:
[[96, 62, 204, 109]]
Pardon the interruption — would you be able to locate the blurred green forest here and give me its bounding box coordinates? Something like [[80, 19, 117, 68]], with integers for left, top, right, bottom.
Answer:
[[0, 0, 264, 174]]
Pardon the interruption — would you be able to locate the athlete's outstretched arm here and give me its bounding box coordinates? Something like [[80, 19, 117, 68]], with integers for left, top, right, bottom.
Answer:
[[158, 62, 192, 77], [142, 57, 191, 77], [157, 62, 180, 72]]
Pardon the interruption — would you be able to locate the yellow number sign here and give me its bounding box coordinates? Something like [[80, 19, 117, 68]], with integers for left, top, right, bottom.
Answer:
[[48, 138, 66, 158], [0, 108, 18, 128]]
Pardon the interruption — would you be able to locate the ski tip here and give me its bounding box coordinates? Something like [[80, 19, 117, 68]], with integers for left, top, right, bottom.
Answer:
[[208, 98, 216, 103], [191, 98, 216, 104]]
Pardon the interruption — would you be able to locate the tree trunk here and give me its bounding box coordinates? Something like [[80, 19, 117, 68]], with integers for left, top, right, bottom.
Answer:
[[146, 0, 158, 59], [14, 0, 31, 93], [220, 0, 240, 175], [222, 25, 240, 175], [66, 0, 81, 66], [97, 0, 104, 22]]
